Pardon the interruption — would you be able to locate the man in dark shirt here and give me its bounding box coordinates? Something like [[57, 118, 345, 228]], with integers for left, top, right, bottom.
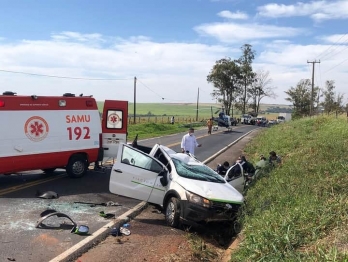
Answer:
[[217, 161, 230, 176]]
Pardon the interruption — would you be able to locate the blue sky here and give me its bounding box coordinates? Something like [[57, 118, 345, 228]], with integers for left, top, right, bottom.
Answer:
[[0, 0, 347, 105]]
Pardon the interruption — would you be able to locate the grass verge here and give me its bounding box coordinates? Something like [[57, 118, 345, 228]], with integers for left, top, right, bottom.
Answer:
[[231, 116, 348, 261]]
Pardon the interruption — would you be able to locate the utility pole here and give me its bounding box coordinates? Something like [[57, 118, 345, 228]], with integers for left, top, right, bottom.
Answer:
[[196, 87, 199, 121], [134, 76, 137, 124], [307, 60, 320, 116]]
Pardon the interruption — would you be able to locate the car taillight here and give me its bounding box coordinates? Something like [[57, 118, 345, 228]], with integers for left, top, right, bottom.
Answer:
[[0, 100, 5, 107]]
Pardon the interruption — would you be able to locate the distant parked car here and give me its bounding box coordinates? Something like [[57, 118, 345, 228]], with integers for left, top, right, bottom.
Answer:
[[256, 116, 267, 126], [268, 119, 277, 125], [241, 114, 256, 125], [230, 117, 237, 126]]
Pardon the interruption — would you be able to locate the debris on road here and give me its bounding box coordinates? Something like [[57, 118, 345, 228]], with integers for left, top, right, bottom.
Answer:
[[74, 201, 121, 207], [36, 190, 59, 199], [99, 211, 115, 219]]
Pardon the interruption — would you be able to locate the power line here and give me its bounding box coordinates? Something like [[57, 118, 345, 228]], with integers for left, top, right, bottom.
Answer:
[[137, 78, 196, 102], [322, 57, 348, 75], [0, 69, 132, 80], [319, 37, 348, 62], [317, 33, 348, 61], [318, 62, 323, 90], [137, 79, 165, 100]]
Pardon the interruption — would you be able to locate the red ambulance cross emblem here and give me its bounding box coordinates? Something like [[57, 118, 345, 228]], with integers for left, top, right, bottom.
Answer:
[[110, 115, 118, 123], [108, 113, 120, 126], [31, 121, 44, 136], [24, 116, 49, 142]]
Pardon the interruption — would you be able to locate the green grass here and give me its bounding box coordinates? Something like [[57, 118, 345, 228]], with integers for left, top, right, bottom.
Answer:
[[231, 116, 348, 261], [127, 122, 206, 141]]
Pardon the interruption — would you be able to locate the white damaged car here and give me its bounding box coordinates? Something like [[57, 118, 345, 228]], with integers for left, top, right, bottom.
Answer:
[[109, 142, 244, 228]]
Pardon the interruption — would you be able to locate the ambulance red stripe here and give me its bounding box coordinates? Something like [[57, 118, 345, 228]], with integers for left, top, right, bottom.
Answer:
[[0, 96, 97, 111], [0, 149, 98, 174]]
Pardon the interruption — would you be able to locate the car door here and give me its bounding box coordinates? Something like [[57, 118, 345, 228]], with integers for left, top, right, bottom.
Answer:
[[224, 163, 245, 194], [109, 143, 166, 206]]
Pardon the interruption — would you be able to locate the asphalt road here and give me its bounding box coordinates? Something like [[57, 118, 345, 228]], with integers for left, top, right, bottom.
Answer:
[[0, 124, 258, 262], [136, 124, 259, 162]]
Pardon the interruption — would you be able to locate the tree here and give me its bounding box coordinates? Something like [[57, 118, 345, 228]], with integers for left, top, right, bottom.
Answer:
[[249, 70, 277, 115], [321, 80, 344, 114], [237, 44, 256, 114], [285, 79, 319, 117], [207, 58, 242, 117]]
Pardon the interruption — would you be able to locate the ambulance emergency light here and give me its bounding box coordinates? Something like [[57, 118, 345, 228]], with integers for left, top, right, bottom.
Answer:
[[59, 100, 66, 107]]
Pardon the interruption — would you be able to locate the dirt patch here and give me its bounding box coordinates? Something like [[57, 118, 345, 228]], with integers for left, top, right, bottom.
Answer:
[[76, 205, 215, 262], [76, 204, 242, 262]]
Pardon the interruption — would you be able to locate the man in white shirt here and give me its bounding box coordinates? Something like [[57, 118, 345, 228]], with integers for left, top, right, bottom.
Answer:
[[181, 128, 202, 155]]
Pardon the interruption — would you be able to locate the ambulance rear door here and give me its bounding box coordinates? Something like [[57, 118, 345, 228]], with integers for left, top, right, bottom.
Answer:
[[101, 100, 128, 158]]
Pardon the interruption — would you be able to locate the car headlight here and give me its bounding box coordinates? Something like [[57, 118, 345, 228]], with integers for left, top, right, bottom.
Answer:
[[185, 191, 211, 208]]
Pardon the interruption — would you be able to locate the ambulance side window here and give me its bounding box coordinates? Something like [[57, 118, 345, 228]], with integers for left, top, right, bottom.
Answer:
[[106, 110, 123, 129]]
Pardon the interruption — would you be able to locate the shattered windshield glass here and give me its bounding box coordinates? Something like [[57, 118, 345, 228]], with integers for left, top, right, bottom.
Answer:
[[172, 158, 225, 183]]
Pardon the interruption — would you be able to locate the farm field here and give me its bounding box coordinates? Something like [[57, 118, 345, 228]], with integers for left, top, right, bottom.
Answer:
[[97, 102, 289, 121]]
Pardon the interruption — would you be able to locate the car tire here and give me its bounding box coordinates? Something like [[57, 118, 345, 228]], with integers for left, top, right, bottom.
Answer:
[[42, 168, 56, 174], [233, 220, 242, 234], [165, 197, 181, 228], [66, 155, 88, 178]]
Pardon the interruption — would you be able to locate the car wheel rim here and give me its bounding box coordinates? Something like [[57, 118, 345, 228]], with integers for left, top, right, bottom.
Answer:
[[73, 161, 84, 174], [166, 202, 175, 224]]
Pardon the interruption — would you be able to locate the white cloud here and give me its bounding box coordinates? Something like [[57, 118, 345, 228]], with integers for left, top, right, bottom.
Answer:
[[0, 33, 232, 103], [255, 42, 348, 104], [319, 34, 348, 44], [51, 31, 104, 43], [217, 10, 248, 20], [272, 40, 292, 44], [0, 29, 347, 106], [195, 22, 302, 43], [257, 1, 348, 21]]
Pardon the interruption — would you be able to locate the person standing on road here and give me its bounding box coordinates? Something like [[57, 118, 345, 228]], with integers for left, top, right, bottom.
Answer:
[[207, 118, 213, 135], [181, 127, 202, 155]]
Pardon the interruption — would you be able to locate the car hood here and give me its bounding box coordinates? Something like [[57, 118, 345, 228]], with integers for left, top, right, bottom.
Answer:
[[176, 176, 243, 204]]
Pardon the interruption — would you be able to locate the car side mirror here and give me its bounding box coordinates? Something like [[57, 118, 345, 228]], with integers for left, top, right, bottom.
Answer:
[[159, 169, 169, 186]]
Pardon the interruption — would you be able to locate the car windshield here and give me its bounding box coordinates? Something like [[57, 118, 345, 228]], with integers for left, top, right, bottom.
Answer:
[[172, 158, 225, 183], [278, 116, 285, 120]]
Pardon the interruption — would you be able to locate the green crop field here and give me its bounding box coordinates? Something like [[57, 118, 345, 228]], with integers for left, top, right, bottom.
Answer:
[[97, 102, 290, 120]]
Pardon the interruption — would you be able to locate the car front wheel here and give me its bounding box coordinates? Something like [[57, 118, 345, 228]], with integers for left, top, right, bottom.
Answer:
[[165, 197, 181, 228]]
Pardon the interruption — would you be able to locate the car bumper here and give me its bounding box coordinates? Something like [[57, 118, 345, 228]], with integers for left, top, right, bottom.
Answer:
[[180, 200, 241, 224]]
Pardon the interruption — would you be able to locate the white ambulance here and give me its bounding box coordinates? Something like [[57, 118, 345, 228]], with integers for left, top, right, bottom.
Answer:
[[0, 91, 128, 178]]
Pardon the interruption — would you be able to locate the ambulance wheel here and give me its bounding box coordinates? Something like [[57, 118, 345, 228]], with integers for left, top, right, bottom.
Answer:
[[165, 197, 181, 228], [42, 168, 56, 174], [66, 155, 88, 178]]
